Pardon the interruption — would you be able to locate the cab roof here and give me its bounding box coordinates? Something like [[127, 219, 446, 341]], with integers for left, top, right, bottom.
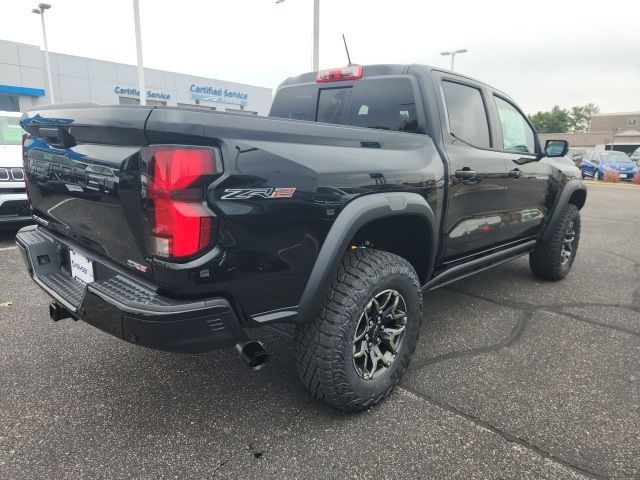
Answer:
[[278, 63, 512, 102]]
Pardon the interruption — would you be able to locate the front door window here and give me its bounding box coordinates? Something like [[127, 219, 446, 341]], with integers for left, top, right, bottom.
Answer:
[[494, 96, 535, 154]]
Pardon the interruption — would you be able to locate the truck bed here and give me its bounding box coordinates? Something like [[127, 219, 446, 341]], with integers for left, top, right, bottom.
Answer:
[[21, 104, 440, 311]]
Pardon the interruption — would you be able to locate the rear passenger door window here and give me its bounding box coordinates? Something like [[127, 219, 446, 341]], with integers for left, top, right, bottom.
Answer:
[[493, 96, 536, 154], [441, 81, 491, 149]]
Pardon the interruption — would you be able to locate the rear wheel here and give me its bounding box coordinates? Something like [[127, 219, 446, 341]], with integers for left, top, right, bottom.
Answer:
[[530, 204, 580, 280], [294, 249, 422, 412]]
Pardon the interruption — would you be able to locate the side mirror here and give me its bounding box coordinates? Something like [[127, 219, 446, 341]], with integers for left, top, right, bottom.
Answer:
[[544, 140, 569, 158]]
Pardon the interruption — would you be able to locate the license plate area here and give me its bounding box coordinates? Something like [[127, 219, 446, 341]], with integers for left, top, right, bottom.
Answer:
[[69, 249, 95, 284]]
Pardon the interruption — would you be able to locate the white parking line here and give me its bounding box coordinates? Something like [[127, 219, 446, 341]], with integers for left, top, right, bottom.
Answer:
[[0, 246, 18, 252]]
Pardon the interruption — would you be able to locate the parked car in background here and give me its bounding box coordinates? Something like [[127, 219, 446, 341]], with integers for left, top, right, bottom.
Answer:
[[567, 148, 588, 166], [0, 111, 31, 225], [580, 150, 639, 181]]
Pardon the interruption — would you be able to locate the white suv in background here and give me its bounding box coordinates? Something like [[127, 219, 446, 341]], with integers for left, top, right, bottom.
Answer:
[[0, 111, 31, 225]]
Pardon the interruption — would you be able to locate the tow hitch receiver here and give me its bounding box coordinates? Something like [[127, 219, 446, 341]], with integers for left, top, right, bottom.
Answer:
[[49, 302, 72, 322]]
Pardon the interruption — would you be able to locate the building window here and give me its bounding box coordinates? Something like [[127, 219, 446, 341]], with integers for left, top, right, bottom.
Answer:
[[119, 96, 140, 105], [0, 94, 20, 112], [118, 97, 166, 106], [177, 103, 216, 111], [628, 118, 638, 127]]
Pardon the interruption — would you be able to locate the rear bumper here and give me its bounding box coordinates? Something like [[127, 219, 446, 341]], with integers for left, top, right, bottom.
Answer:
[[0, 192, 31, 224], [15, 225, 244, 353]]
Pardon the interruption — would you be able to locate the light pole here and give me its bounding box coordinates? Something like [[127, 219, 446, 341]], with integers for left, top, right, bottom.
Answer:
[[440, 49, 468, 71], [132, 0, 146, 105], [312, 0, 319, 71], [31, 3, 55, 104], [611, 128, 619, 151], [277, 0, 319, 71]]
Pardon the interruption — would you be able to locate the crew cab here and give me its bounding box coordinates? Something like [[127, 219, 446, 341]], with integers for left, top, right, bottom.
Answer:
[[17, 65, 586, 411], [1, 111, 31, 225]]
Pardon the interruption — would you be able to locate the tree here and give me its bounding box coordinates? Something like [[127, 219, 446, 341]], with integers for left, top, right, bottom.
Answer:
[[529, 106, 571, 133], [528, 104, 600, 134], [568, 103, 600, 132]]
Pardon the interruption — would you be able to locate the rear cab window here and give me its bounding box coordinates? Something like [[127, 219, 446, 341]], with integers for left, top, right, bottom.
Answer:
[[270, 77, 424, 134]]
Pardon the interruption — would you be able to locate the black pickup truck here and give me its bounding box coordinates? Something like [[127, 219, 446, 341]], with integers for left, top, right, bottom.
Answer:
[[17, 64, 586, 412]]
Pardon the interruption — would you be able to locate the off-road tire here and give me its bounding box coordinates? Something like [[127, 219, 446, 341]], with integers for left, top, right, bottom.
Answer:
[[294, 249, 422, 412], [529, 204, 581, 280]]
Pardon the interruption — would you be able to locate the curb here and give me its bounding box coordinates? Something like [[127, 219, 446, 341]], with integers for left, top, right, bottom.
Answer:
[[586, 181, 640, 189]]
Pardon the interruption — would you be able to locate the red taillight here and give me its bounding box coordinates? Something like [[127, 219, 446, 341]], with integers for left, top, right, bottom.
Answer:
[[147, 145, 220, 259], [316, 65, 363, 83]]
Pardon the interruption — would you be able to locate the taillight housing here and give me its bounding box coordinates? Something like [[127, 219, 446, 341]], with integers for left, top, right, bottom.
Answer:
[[147, 145, 221, 260], [316, 65, 363, 83]]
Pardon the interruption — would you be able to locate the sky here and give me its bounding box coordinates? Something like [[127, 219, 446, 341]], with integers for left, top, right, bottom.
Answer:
[[2, 0, 639, 114]]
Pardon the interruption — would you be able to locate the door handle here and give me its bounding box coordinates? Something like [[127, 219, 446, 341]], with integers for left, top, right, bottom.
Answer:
[[455, 169, 476, 180], [508, 168, 522, 179]]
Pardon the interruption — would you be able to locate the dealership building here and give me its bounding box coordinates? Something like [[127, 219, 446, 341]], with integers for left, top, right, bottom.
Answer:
[[538, 111, 640, 152], [0, 39, 273, 115]]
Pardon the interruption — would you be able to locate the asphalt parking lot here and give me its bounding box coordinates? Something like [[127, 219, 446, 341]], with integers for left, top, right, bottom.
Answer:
[[1, 182, 638, 479]]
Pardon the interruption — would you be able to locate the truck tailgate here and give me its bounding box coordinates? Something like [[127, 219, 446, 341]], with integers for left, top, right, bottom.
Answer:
[[21, 106, 153, 275]]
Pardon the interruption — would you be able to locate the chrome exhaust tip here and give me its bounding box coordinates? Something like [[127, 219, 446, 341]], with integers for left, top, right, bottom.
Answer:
[[236, 340, 270, 370]]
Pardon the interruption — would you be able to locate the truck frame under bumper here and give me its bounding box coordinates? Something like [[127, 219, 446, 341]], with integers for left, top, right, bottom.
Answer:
[[0, 192, 32, 224], [15, 225, 244, 353]]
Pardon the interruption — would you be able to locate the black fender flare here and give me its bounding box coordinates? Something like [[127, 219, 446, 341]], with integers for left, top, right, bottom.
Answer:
[[541, 179, 587, 242], [295, 192, 438, 324]]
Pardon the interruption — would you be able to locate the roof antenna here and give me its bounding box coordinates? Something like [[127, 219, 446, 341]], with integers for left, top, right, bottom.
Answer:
[[342, 33, 354, 66]]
